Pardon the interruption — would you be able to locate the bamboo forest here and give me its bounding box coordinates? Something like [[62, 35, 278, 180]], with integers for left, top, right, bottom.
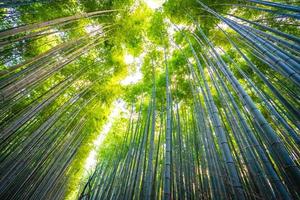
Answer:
[[1, 0, 300, 199]]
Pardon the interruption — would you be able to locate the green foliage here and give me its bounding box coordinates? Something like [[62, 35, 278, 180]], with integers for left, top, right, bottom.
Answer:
[[147, 12, 168, 45], [0, 0, 300, 199]]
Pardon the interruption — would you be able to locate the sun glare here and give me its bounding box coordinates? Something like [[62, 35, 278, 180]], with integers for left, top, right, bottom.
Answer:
[[144, 0, 165, 9], [124, 54, 134, 65]]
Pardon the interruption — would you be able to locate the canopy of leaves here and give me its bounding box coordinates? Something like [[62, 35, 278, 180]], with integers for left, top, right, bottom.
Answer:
[[0, 0, 299, 199]]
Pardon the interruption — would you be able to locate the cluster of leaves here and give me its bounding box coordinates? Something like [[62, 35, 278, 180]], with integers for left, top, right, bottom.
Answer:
[[0, 0, 299, 199]]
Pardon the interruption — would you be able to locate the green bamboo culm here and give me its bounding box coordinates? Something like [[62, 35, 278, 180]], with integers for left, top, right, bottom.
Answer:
[[0, 0, 299, 199]]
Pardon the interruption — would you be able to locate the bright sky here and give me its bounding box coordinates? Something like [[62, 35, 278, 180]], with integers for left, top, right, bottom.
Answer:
[[85, 24, 101, 36], [84, 50, 146, 173], [120, 53, 144, 85], [83, 99, 128, 173], [144, 0, 165, 9]]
